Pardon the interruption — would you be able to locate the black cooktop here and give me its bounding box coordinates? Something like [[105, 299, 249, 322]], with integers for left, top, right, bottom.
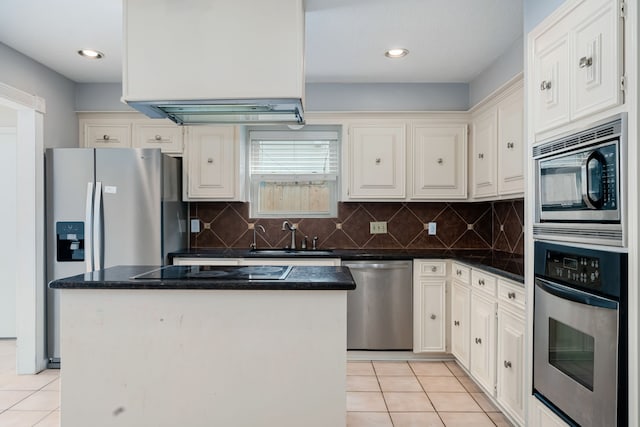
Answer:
[[132, 265, 293, 281]]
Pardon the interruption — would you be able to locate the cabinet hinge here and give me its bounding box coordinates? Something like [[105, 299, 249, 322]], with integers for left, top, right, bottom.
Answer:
[[620, 0, 626, 19], [620, 75, 626, 92], [494, 384, 497, 394]]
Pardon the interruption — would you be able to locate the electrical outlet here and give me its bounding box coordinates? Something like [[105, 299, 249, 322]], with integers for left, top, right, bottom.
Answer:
[[191, 219, 201, 233], [428, 222, 437, 235], [370, 221, 388, 234]]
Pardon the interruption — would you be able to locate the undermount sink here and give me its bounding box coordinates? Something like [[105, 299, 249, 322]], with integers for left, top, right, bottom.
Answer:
[[249, 249, 334, 256]]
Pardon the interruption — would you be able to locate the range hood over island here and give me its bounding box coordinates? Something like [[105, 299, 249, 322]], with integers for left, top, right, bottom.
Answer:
[[122, 0, 305, 125]]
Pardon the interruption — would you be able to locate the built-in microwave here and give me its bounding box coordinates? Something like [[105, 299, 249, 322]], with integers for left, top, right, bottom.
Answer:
[[534, 114, 626, 247]]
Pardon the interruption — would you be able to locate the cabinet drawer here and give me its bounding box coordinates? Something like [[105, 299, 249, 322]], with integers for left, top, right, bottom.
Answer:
[[417, 261, 447, 277], [133, 123, 183, 153], [451, 262, 470, 284], [471, 270, 497, 297], [85, 124, 131, 148], [498, 279, 525, 311]]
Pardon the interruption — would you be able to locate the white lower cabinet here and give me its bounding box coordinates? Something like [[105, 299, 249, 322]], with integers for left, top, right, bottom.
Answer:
[[497, 305, 525, 425], [413, 260, 446, 353], [450, 262, 471, 368], [530, 396, 570, 427], [469, 292, 497, 395], [449, 264, 526, 425], [172, 258, 240, 266]]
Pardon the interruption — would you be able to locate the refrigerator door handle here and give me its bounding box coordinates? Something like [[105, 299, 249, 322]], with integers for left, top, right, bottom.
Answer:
[[85, 182, 94, 272], [93, 181, 103, 270]]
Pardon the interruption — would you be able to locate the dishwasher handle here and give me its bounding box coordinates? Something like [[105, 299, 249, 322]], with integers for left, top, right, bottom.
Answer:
[[344, 262, 412, 270]]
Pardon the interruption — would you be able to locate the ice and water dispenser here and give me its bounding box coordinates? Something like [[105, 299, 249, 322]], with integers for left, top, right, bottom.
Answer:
[[56, 221, 84, 261]]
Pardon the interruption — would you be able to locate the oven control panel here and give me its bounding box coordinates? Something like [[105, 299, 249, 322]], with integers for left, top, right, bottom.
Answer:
[[546, 250, 601, 288]]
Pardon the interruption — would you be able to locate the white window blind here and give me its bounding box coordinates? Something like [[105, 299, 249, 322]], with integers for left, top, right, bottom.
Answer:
[[248, 129, 340, 218], [249, 131, 339, 181]]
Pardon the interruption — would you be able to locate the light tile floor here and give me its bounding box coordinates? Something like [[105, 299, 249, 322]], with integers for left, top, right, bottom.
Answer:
[[347, 360, 514, 427], [0, 340, 513, 426], [0, 339, 59, 426]]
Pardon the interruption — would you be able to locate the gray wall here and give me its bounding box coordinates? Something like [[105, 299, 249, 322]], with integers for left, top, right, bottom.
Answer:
[[524, 0, 566, 32], [305, 83, 469, 111], [0, 42, 77, 148], [469, 36, 524, 108], [77, 82, 470, 112], [75, 83, 135, 112]]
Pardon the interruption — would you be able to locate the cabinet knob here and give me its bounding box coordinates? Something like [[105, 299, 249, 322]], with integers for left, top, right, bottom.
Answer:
[[103, 134, 110, 140], [508, 292, 516, 299], [579, 56, 593, 68], [507, 142, 514, 149], [540, 80, 552, 91], [504, 360, 512, 368], [207, 158, 214, 164], [437, 158, 443, 165], [456, 269, 462, 276], [155, 134, 162, 141], [454, 320, 460, 326], [431, 266, 437, 272], [375, 158, 381, 165], [430, 314, 436, 320], [478, 153, 484, 159]]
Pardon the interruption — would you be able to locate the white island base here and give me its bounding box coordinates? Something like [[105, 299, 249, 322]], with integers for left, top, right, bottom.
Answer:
[[59, 289, 347, 427]]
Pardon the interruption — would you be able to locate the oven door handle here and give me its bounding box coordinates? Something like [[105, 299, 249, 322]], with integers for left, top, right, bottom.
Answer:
[[535, 278, 618, 309], [580, 151, 605, 209]]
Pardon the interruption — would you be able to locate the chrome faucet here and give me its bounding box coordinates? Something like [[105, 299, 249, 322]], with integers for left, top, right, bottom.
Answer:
[[250, 224, 266, 250], [282, 220, 297, 249]]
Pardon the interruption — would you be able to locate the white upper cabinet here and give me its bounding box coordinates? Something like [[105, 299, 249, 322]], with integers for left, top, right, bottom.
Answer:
[[471, 78, 524, 199], [571, 0, 623, 120], [497, 89, 525, 195], [531, 0, 623, 136], [79, 113, 184, 154], [184, 126, 241, 200], [347, 122, 406, 199], [410, 123, 467, 199], [471, 109, 498, 198]]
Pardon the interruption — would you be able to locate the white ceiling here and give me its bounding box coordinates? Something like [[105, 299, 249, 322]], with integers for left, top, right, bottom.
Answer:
[[0, 0, 523, 84]]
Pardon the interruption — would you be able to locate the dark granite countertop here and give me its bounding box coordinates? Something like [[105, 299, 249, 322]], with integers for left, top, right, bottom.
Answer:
[[169, 248, 524, 284], [49, 265, 356, 290]]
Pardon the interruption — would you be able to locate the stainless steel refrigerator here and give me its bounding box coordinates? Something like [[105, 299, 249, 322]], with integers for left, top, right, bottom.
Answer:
[[45, 148, 187, 366]]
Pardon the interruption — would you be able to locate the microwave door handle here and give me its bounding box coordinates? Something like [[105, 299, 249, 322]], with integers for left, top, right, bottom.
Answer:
[[581, 152, 605, 209]]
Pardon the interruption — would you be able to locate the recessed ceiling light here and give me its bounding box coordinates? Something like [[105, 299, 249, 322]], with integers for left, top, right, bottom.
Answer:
[[77, 49, 105, 59], [385, 48, 409, 59]]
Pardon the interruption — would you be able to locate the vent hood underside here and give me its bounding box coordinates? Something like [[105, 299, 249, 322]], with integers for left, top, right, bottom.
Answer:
[[129, 99, 304, 125]]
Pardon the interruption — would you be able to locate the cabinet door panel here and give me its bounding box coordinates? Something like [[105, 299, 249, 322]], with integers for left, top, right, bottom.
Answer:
[[187, 126, 237, 199], [451, 281, 470, 368], [571, 0, 622, 120], [470, 294, 496, 394], [472, 110, 497, 198], [534, 32, 570, 133], [497, 90, 524, 195], [411, 124, 467, 199], [349, 124, 406, 198], [497, 308, 525, 425], [414, 279, 445, 352]]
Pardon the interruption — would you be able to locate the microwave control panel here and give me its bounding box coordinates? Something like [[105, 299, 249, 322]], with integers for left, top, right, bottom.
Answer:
[[599, 143, 618, 209], [546, 250, 601, 288]]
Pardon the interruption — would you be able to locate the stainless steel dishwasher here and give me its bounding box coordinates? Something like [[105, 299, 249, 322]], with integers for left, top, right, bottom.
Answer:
[[343, 260, 413, 350]]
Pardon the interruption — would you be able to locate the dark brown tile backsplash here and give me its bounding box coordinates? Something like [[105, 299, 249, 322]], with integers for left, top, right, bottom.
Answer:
[[189, 199, 524, 255]]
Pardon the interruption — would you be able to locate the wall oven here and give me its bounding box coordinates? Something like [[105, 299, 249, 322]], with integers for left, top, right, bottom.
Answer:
[[533, 113, 626, 246], [533, 241, 627, 426]]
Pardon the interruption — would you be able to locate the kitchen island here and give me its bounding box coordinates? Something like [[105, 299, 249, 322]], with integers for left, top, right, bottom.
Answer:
[[49, 265, 355, 427]]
